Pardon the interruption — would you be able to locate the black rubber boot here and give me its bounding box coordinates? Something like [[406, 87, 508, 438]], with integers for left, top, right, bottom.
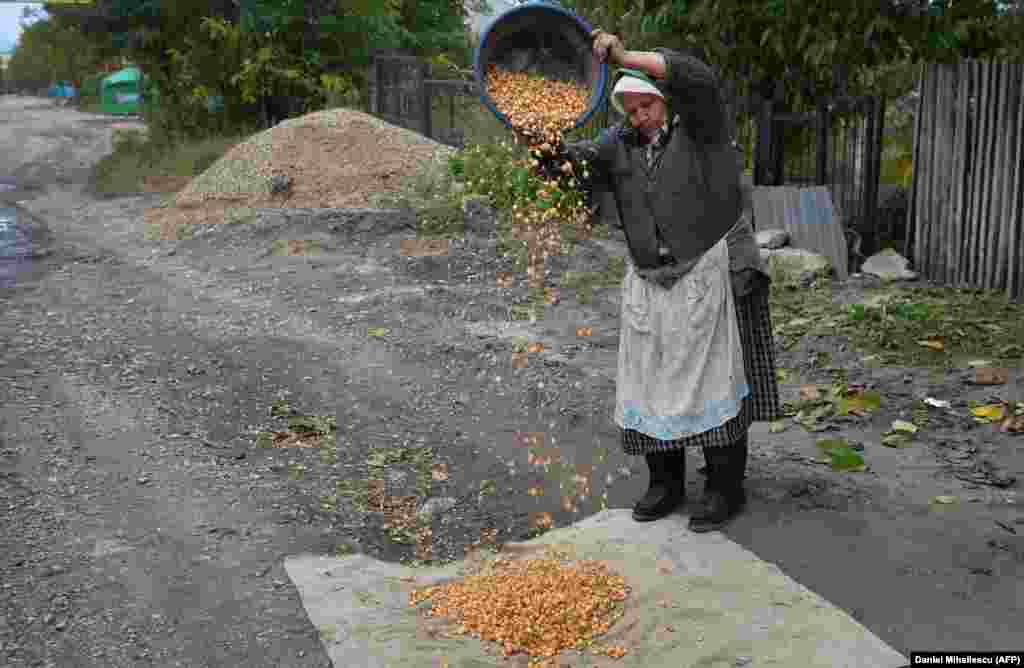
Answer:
[[633, 450, 685, 522], [688, 436, 748, 533]]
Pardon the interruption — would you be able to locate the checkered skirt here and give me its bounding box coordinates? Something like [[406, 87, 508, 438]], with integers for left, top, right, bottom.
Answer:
[[620, 276, 782, 455]]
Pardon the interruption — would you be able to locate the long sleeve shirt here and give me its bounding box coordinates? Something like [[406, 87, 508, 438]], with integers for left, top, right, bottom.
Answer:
[[557, 49, 767, 295]]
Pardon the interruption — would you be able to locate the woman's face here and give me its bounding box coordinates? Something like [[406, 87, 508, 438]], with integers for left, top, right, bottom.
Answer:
[[621, 92, 666, 136]]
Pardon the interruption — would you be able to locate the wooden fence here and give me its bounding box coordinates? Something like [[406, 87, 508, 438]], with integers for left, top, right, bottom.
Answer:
[[909, 60, 1024, 301]]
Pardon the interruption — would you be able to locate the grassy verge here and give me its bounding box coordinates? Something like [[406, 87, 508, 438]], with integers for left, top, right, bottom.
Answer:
[[770, 282, 1024, 368], [89, 128, 247, 198]]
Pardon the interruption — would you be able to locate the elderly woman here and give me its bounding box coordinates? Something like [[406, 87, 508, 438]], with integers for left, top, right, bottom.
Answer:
[[529, 31, 782, 532]]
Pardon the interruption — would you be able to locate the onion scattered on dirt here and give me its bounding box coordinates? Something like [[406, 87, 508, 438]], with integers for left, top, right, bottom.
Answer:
[[409, 553, 631, 661]]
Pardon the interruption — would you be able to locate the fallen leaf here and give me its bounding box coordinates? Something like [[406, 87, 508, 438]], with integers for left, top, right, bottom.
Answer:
[[576, 327, 592, 337], [543, 288, 560, 305], [881, 433, 912, 448], [924, 397, 951, 409], [932, 495, 958, 505], [835, 391, 882, 417], [431, 464, 449, 481], [496, 273, 514, 288], [815, 439, 866, 472], [527, 486, 544, 497], [799, 385, 821, 402], [918, 339, 945, 351], [527, 342, 544, 354], [511, 353, 529, 369], [891, 420, 919, 434], [972, 404, 1006, 422], [367, 328, 387, 338], [972, 367, 1009, 386]]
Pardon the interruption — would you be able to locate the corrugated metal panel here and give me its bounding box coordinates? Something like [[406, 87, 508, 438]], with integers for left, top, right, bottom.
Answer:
[[752, 186, 849, 280]]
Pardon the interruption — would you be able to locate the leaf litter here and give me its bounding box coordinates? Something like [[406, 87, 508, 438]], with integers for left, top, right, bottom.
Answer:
[[770, 284, 1024, 367]]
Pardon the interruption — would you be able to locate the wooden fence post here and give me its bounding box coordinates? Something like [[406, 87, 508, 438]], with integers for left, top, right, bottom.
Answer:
[[860, 95, 884, 256], [754, 81, 774, 186], [375, 58, 384, 116], [816, 100, 830, 186], [420, 61, 432, 141]]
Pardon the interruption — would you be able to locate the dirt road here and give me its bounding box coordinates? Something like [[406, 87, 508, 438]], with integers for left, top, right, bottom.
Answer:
[[1, 95, 1022, 667]]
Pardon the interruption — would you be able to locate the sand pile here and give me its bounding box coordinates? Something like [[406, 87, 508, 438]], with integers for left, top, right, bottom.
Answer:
[[143, 108, 454, 239]]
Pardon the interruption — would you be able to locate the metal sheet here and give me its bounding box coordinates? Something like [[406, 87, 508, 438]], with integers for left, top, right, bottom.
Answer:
[[752, 186, 849, 280]]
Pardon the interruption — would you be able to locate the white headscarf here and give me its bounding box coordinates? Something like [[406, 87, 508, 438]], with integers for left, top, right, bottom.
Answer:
[[610, 74, 665, 116]]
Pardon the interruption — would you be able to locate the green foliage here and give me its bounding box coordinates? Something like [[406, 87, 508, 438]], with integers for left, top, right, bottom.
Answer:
[[6, 10, 118, 90], [52, 0, 472, 142], [559, 0, 1008, 102], [449, 140, 535, 213]]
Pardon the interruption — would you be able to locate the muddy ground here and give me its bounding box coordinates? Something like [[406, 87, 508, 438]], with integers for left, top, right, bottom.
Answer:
[[1, 96, 1022, 667]]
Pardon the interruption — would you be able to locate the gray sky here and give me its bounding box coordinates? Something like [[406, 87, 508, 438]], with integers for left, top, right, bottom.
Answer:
[[0, 2, 44, 54]]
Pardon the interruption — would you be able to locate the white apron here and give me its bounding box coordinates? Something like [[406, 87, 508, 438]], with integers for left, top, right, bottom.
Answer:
[[614, 235, 750, 441]]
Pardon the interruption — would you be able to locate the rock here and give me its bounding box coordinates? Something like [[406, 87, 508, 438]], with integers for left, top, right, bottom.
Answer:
[[861, 249, 919, 281], [316, 208, 417, 237], [755, 228, 789, 249], [797, 271, 818, 289], [416, 496, 457, 521], [461, 195, 495, 238], [763, 247, 832, 284], [268, 174, 293, 196]]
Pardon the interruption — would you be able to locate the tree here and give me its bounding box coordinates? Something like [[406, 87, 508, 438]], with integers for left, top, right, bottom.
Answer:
[[7, 7, 118, 92], [558, 0, 1006, 104], [47, 0, 478, 140]]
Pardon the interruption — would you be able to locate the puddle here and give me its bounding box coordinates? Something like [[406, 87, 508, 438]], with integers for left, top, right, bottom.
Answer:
[[0, 205, 34, 287]]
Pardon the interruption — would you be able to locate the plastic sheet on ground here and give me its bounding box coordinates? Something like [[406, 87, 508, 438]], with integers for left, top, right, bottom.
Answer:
[[283, 509, 909, 668]]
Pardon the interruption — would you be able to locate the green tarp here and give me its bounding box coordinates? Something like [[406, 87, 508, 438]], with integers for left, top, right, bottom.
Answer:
[[101, 67, 142, 115]]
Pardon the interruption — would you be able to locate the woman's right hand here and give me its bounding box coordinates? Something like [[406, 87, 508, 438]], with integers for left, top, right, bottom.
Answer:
[[591, 29, 625, 65]]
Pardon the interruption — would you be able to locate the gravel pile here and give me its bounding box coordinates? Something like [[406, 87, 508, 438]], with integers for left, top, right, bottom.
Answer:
[[143, 108, 455, 239]]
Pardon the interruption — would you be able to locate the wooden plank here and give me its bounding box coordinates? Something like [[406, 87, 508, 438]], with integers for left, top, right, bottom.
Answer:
[[1003, 64, 1024, 300], [979, 61, 1001, 289], [951, 61, 972, 286], [924, 65, 939, 281], [990, 62, 1013, 291], [937, 64, 954, 283], [773, 112, 816, 123], [941, 66, 958, 285], [419, 61, 432, 140], [995, 60, 1013, 291], [984, 59, 1004, 289], [906, 64, 924, 259], [1002, 64, 1023, 295], [966, 60, 986, 287], [919, 63, 938, 278], [933, 65, 951, 283]]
